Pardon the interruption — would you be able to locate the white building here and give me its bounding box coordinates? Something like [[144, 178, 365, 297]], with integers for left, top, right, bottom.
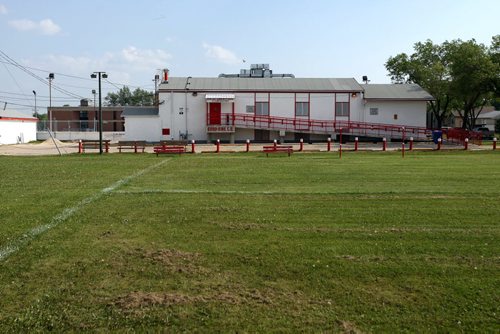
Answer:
[[0, 110, 38, 145], [123, 68, 433, 143]]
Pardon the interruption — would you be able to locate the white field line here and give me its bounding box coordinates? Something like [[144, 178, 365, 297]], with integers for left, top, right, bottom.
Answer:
[[0, 159, 170, 262]]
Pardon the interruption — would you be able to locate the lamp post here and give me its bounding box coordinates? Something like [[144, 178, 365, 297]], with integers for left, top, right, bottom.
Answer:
[[92, 89, 97, 131], [48, 73, 54, 130], [91, 71, 108, 154], [32, 90, 37, 118]]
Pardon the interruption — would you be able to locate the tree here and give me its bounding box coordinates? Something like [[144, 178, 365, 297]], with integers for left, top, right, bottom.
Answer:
[[386, 36, 500, 130], [105, 86, 154, 106], [445, 38, 499, 129], [385, 40, 452, 128]]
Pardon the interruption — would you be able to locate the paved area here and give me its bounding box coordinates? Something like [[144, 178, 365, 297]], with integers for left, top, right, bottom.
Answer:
[[0, 139, 493, 156]]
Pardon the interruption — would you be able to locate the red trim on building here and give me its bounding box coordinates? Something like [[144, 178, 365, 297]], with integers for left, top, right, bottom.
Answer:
[[0, 117, 38, 122]]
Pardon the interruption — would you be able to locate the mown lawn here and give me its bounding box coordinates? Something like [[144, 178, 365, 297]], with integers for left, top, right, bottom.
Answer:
[[0, 151, 499, 332]]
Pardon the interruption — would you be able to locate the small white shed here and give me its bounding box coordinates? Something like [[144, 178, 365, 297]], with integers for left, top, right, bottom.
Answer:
[[0, 110, 38, 144]]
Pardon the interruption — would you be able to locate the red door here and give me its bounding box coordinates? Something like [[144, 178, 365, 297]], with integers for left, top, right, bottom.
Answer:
[[209, 103, 221, 125]]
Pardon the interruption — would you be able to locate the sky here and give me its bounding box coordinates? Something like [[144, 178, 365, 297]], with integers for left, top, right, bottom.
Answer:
[[0, 0, 498, 115]]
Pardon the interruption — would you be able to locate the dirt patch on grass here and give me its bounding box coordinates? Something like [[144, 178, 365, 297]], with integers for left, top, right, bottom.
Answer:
[[336, 320, 364, 334], [114, 291, 205, 309], [141, 248, 204, 274]]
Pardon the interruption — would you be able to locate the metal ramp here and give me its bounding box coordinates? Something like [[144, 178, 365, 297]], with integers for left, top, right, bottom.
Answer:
[[222, 113, 431, 140]]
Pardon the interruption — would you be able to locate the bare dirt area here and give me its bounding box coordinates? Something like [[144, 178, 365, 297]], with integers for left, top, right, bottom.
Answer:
[[0, 139, 79, 156]]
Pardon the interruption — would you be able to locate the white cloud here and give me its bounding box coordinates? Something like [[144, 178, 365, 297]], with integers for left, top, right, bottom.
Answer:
[[8, 18, 61, 35], [0, 4, 7, 14], [121, 46, 172, 70], [202, 43, 240, 65]]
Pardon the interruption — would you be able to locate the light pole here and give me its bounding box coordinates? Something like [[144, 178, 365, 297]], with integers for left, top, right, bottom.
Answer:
[[32, 90, 37, 118], [48, 73, 54, 130], [92, 89, 97, 131], [91, 71, 108, 154]]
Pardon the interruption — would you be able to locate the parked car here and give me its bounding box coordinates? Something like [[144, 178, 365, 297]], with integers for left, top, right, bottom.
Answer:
[[472, 126, 494, 139]]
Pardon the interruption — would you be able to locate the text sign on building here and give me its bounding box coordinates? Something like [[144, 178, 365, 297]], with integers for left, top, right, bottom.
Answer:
[[206, 125, 235, 133]]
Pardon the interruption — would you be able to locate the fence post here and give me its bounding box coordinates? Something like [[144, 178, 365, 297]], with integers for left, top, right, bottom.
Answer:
[[437, 138, 442, 150], [493, 137, 497, 150], [274, 139, 277, 149], [78, 140, 83, 154], [382, 138, 387, 151], [327, 137, 331, 152], [339, 128, 343, 159], [464, 138, 468, 150], [191, 139, 195, 154], [354, 137, 359, 151], [246, 139, 250, 152], [409, 137, 414, 151], [299, 138, 303, 152], [216, 139, 220, 153]]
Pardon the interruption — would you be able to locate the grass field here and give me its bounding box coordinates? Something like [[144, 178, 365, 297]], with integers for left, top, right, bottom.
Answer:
[[0, 151, 499, 332]]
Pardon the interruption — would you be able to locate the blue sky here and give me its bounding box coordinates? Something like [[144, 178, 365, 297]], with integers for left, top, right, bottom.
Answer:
[[0, 0, 498, 114]]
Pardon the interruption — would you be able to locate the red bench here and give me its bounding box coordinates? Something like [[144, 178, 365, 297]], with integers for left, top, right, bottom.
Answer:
[[153, 145, 186, 156], [262, 145, 293, 157]]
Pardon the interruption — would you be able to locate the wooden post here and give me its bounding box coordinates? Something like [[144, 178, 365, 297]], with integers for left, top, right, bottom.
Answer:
[[382, 137, 387, 151], [464, 138, 468, 150], [409, 137, 414, 151], [216, 139, 220, 153], [191, 139, 195, 154], [299, 138, 303, 152], [327, 137, 331, 152], [78, 140, 83, 154], [437, 138, 442, 150], [493, 137, 497, 150], [246, 139, 250, 152], [354, 137, 358, 151]]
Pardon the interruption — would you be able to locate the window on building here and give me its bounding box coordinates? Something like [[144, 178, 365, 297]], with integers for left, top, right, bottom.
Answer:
[[394, 114, 398, 120], [246, 105, 254, 113], [295, 102, 309, 117], [369, 108, 379, 116], [255, 102, 269, 116], [79, 111, 88, 120], [335, 102, 349, 117]]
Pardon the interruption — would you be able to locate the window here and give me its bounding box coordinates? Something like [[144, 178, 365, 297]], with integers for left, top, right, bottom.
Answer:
[[295, 102, 309, 117], [394, 114, 398, 120], [369, 108, 379, 116], [246, 105, 254, 113], [255, 102, 269, 116], [335, 102, 349, 117]]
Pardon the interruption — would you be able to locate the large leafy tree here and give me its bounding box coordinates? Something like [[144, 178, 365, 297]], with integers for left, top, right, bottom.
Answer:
[[386, 40, 452, 128], [445, 38, 499, 129], [105, 86, 154, 106], [386, 36, 500, 129]]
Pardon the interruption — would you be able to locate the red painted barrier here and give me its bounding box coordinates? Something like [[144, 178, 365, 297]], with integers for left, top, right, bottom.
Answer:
[[437, 138, 441, 150], [191, 139, 195, 153], [493, 138, 497, 150], [246, 139, 250, 152], [382, 138, 387, 151], [78, 140, 82, 154], [299, 138, 303, 152], [409, 137, 413, 151], [273, 139, 277, 149], [354, 137, 358, 151], [464, 138, 468, 150], [216, 139, 220, 153], [327, 137, 331, 152]]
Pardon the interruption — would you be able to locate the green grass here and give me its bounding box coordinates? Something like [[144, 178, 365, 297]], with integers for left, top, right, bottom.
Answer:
[[0, 151, 499, 332]]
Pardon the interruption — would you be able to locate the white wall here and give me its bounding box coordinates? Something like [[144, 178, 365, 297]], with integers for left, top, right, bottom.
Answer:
[[124, 116, 161, 142], [363, 101, 427, 127], [0, 120, 37, 144]]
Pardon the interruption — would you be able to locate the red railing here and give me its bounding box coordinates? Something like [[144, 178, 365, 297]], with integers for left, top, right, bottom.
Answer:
[[221, 113, 431, 140], [443, 128, 482, 145]]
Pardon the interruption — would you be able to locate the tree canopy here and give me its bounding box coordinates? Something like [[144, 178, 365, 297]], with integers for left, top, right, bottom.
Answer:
[[386, 36, 499, 129], [104, 86, 154, 106]]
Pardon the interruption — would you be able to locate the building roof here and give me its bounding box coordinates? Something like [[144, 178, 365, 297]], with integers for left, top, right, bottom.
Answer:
[[0, 109, 38, 121], [159, 77, 363, 92], [121, 107, 159, 117], [362, 84, 434, 101], [477, 109, 500, 119]]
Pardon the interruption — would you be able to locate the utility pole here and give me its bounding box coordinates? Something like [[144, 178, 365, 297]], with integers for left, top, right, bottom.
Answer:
[[32, 90, 37, 118], [91, 71, 108, 154], [48, 73, 54, 130]]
